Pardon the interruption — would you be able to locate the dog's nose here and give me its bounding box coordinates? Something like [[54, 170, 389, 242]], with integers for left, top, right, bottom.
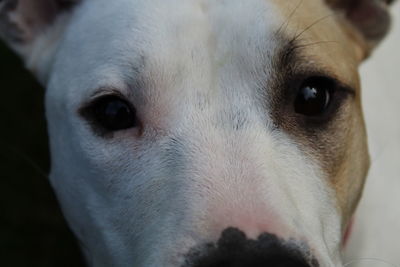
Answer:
[[185, 227, 318, 267]]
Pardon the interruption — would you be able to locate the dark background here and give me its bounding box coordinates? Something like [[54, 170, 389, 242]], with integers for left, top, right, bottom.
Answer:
[[0, 42, 85, 266]]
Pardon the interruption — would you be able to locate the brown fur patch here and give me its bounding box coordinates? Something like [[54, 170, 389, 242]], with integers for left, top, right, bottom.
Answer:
[[269, 0, 371, 232]]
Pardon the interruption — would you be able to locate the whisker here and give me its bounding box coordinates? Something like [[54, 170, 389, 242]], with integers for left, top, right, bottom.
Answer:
[[292, 13, 334, 43], [275, 0, 303, 36], [291, 40, 340, 50], [281, 40, 339, 65]]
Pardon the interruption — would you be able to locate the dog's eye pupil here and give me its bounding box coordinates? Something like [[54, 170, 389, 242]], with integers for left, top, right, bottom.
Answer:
[[93, 96, 137, 131], [294, 78, 332, 116]]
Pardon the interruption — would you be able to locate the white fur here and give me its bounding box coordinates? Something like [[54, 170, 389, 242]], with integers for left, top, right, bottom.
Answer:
[[25, 0, 345, 266]]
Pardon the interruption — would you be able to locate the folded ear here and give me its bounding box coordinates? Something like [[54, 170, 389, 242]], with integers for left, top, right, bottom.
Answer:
[[326, 0, 396, 58], [0, 0, 80, 82]]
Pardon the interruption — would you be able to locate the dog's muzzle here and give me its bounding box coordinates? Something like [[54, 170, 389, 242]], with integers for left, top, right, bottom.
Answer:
[[183, 227, 319, 267]]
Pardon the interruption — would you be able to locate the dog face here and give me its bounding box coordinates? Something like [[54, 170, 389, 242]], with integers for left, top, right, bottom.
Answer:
[[0, 0, 394, 266]]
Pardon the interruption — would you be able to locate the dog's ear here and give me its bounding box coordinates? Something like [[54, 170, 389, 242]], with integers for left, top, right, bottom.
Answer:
[[325, 0, 396, 58], [0, 0, 81, 82]]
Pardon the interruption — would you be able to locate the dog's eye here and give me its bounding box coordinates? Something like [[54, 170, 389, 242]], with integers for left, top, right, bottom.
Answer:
[[294, 77, 333, 116], [84, 95, 138, 132]]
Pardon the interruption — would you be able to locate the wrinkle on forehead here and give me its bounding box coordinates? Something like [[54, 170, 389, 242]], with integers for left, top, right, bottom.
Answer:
[[113, 0, 285, 130], [53, 0, 282, 104]]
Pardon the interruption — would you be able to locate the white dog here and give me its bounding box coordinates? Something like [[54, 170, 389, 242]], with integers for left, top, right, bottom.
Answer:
[[0, 0, 397, 266]]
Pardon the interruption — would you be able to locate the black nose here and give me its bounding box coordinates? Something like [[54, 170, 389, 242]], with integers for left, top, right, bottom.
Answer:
[[184, 227, 319, 267]]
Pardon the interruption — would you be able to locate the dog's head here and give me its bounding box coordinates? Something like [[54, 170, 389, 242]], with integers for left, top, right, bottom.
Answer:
[[0, 0, 395, 266]]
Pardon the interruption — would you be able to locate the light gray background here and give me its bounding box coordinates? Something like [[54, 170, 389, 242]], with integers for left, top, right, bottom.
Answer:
[[344, 3, 400, 267]]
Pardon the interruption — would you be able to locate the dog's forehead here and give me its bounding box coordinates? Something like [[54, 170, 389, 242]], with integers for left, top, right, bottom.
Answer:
[[50, 0, 360, 112], [51, 0, 286, 102]]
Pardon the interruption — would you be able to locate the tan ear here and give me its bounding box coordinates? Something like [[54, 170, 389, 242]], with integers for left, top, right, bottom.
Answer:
[[326, 0, 396, 58], [0, 0, 80, 82]]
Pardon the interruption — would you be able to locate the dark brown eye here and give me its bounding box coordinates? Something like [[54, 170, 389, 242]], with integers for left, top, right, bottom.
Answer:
[[85, 95, 138, 132], [294, 77, 333, 116]]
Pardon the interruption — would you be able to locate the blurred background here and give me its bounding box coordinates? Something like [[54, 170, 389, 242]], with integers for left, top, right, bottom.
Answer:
[[344, 3, 400, 266], [0, 43, 85, 266]]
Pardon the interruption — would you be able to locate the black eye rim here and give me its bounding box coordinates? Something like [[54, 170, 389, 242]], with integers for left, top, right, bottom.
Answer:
[[283, 73, 356, 126], [79, 92, 140, 136]]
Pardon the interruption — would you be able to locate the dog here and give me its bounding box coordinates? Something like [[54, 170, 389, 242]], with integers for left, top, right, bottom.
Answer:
[[0, 0, 397, 266]]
